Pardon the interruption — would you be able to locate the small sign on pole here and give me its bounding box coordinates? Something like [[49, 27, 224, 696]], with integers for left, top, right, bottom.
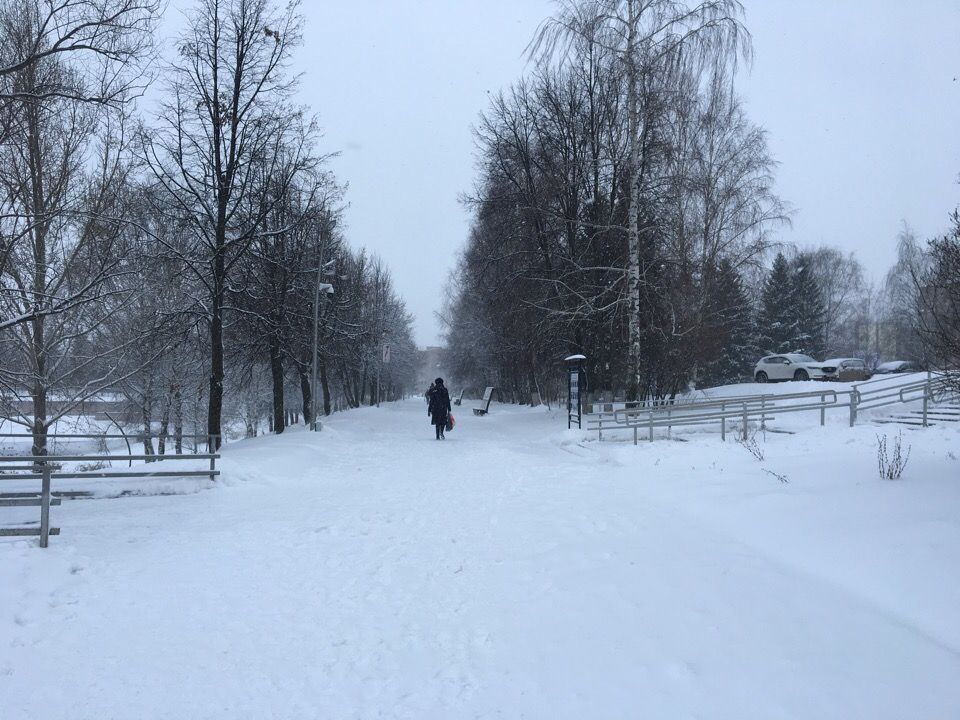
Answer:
[[564, 354, 587, 430], [382, 343, 391, 364]]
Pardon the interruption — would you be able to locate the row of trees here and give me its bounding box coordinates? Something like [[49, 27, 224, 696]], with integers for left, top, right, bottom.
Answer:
[[704, 233, 951, 388], [443, 0, 958, 402], [443, 0, 784, 402], [0, 0, 418, 455]]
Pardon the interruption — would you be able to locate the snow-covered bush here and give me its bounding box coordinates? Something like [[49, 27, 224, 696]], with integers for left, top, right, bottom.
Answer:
[[739, 431, 765, 461], [877, 431, 911, 480]]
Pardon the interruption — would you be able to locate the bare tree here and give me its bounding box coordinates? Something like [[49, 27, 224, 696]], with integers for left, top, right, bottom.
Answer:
[[0, 0, 158, 152], [143, 0, 305, 448], [807, 246, 867, 357], [916, 209, 960, 386], [0, 0, 158, 295], [450, 4, 778, 403], [0, 52, 144, 454], [880, 225, 927, 361], [530, 0, 751, 398], [230, 149, 339, 434]]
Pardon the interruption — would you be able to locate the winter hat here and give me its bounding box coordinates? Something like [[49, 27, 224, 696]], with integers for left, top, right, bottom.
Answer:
[[435, 377, 444, 385]]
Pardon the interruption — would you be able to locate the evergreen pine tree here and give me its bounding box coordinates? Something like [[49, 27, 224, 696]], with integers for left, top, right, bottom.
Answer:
[[757, 253, 797, 354], [702, 260, 757, 385], [790, 253, 827, 357]]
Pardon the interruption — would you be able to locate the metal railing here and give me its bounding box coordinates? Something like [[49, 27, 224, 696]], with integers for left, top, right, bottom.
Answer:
[[0, 433, 220, 547], [586, 374, 956, 445]]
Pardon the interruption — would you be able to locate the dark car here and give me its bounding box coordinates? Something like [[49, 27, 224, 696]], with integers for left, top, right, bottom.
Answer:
[[874, 360, 921, 375], [820, 358, 871, 382]]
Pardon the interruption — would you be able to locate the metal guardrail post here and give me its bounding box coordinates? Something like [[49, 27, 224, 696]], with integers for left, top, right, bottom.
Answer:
[[742, 402, 748, 440], [760, 396, 767, 430], [648, 411, 653, 443], [633, 426, 638, 446], [849, 390, 858, 427], [820, 393, 826, 426], [721, 401, 726, 441], [667, 409, 672, 439], [208, 435, 217, 483], [40, 465, 51, 549], [922, 383, 929, 428]]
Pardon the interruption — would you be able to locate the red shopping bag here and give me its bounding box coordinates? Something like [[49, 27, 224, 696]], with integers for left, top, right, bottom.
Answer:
[[445, 413, 455, 432]]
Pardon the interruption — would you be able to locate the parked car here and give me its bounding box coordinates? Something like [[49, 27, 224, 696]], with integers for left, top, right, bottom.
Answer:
[[754, 354, 827, 382], [819, 358, 871, 382], [874, 360, 921, 375]]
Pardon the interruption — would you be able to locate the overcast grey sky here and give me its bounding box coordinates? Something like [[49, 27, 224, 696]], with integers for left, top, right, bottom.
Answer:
[[289, 0, 960, 346]]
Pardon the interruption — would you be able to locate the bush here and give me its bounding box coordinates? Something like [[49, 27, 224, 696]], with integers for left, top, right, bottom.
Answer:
[[877, 431, 911, 480], [739, 430, 764, 461]]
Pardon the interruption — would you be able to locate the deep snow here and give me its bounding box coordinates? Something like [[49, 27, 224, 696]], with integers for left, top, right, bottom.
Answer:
[[2, 398, 959, 719]]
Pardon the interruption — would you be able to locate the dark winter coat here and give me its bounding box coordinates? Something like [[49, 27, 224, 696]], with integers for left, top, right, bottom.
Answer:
[[428, 385, 451, 426]]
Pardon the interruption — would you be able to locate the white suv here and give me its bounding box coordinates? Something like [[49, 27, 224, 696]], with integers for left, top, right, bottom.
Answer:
[[754, 354, 826, 382]]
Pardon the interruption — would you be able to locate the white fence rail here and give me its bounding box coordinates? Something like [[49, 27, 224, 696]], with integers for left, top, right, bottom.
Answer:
[[586, 374, 957, 444], [0, 433, 220, 547]]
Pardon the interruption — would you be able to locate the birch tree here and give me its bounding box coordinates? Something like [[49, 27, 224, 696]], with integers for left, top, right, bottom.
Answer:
[[530, 0, 750, 398]]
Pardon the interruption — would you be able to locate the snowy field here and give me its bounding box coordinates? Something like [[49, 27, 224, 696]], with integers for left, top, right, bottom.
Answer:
[[2, 398, 960, 719]]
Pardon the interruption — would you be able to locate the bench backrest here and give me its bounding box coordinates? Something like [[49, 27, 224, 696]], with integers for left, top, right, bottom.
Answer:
[[482, 386, 494, 404]]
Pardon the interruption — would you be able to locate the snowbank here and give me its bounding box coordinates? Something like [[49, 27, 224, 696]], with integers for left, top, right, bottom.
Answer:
[[2, 398, 958, 719]]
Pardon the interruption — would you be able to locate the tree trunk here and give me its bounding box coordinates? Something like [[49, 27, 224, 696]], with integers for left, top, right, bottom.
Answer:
[[31, 390, 47, 459], [158, 391, 170, 455], [30, 319, 48, 458], [173, 384, 183, 454], [142, 399, 155, 462], [320, 357, 331, 416], [299, 367, 311, 427], [27, 93, 48, 460], [269, 337, 285, 434], [208, 256, 225, 450], [626, 0, 642, 402]]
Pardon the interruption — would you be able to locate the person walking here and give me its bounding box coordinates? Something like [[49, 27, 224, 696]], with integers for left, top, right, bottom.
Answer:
[[427, 377, 451, 440]]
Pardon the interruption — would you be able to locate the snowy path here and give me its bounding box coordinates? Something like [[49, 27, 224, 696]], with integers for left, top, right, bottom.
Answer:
[[3, 400, 960, 719]]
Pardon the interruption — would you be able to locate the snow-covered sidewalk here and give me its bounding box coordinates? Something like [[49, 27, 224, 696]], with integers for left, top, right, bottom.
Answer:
[[2, 399, 959, 719]]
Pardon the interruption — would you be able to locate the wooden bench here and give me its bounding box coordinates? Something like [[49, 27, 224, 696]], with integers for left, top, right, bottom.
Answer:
[[473, 387, 495, 416], [453, 389, 465, 406]]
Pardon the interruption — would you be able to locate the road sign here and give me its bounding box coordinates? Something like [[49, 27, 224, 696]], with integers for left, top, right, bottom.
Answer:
[[382, 343, 391, 364]]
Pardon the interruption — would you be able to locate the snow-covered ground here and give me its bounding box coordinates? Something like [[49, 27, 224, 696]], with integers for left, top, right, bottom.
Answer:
[[2, 398, 959, 719]]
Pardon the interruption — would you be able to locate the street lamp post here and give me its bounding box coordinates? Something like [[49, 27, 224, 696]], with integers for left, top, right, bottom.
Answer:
[[377, 336, 390, 408], [310, 238, 335, 431]]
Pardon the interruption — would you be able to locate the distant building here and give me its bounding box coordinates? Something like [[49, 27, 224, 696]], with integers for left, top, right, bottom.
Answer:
[[416, 346, 447, 393]]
